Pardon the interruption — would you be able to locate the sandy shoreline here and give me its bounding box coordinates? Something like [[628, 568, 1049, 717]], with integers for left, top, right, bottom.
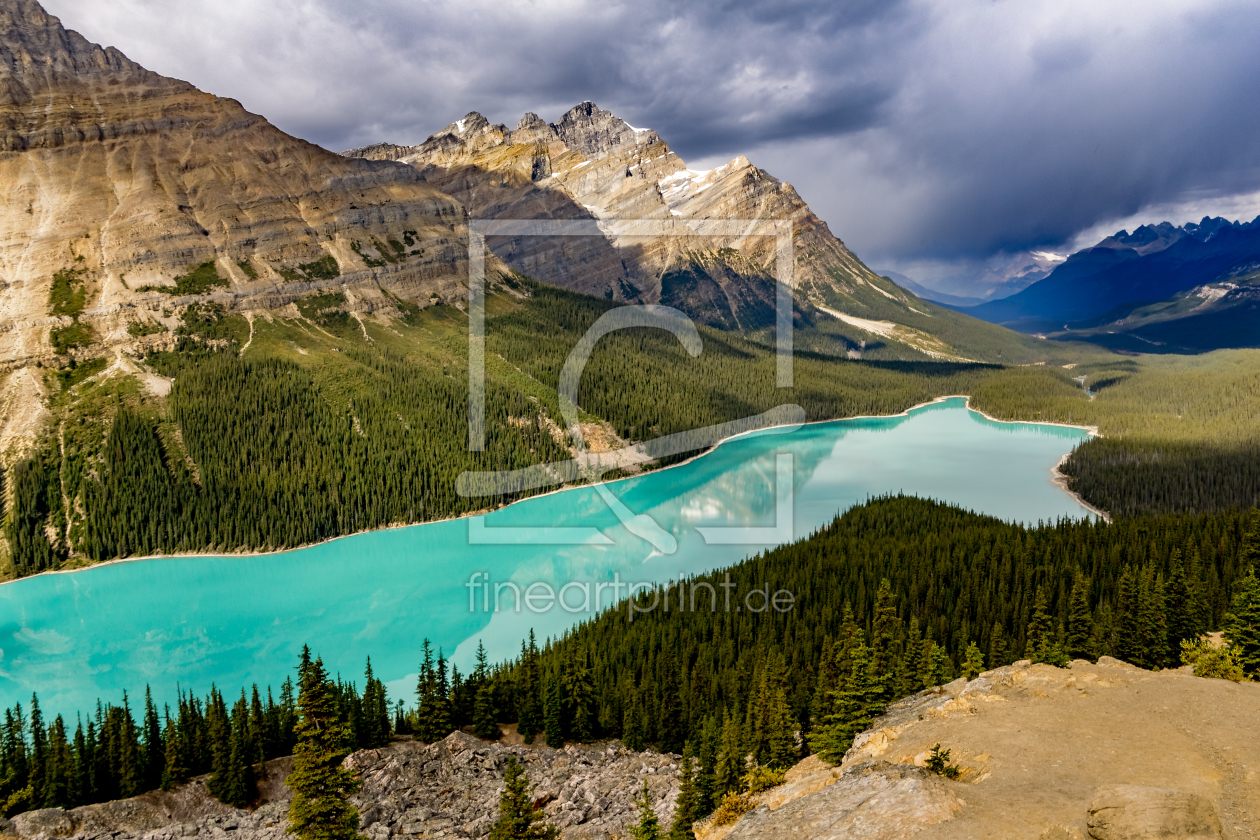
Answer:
[[0, 394, 1102, 589]]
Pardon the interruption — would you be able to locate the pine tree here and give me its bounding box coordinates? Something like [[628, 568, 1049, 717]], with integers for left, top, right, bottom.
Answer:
[[811, 631, 884, 763], [658, 652, 685, 754], [1223, 571, 1260, 677], [141, 688, 164, 792], [870, 578, 899, 699], [622, 693, 645, 752], [415, 640, 451, 744], [668, 744, 697, 840], [714, 711, 743, 797], [544, 673, 564, 749], [474, 685, 500, 740], [694, 715, 719, 816], [1138, 569, 1170, 668], [1066, 573, 1093, 661], [517, 635, 543, 745], [287, 656, 362, 840], [988, 622, 1007, 668], [488, 755, 557, 840], [1116, 566, 1141, 665], [961, 642, 985, 679], [629, 780, 663, 840], [1025, 587, 1054, 664]]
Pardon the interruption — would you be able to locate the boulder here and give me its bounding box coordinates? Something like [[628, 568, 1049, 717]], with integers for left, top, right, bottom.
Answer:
[[1087, 785, 1223, 840], [9, 809, 73, 838]]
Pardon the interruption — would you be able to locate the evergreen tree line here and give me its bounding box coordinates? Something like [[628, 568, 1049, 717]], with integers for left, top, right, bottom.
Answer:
[[8, 277, 1260, 575], [0, 656, 389, 818], [3, 499, 1256, 829], [475, 500, 1256, 785]]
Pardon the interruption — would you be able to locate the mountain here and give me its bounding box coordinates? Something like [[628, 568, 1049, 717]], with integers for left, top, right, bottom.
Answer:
[[1047, 268, 1260, 353], [0, 0, 466, 373], [961, 216, 1260, 336], [344, 105, 1058, 364], [877, 270, 985, 307]]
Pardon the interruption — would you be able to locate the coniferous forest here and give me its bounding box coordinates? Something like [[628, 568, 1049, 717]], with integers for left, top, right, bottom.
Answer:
[[4, 498, 1257, 823], [5, 280, 1260, 578]]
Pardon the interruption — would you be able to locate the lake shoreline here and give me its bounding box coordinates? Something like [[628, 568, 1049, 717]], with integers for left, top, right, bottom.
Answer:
[[0, 395, 1101, 589]]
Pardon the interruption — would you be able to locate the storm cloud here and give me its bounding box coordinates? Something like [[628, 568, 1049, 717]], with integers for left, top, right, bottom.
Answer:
[[40, 0, 1260, 276]]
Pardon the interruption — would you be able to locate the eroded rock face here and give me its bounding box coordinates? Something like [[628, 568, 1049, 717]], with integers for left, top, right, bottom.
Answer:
[[4, 733, 681, 840], [1087, 785, 1223, 840], [343, 100, 915, 336], [720, 762, 963, 840], [0, 0, 467, 368]]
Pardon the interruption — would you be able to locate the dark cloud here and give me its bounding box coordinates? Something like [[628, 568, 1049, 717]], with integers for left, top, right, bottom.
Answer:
[[39, 0, 1260, 276]]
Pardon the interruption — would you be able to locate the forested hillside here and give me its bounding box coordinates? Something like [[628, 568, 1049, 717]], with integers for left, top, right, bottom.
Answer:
[[4, 497, 1256, 821], [4, 279, 1260, 577]]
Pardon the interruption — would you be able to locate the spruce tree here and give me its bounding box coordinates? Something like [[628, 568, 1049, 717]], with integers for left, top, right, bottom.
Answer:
[[622, 693, 645, 752], [870, 579, 899, 698], [488, 755, 557, 840], [658, 652, 685, 755], [714, 710, 743, 797], [1116, 566, 1141, 665], [811, 632, 884, 763], [142, 688, 164, 792], [287, 656, 362, 840], [694, 715, 719, 816], [1223, 571, 1260, 677], [668, 744, 697, 840], [474, 685, 500, 741], [544, 674, 564, 749], [517, 635, 543, 744], [1024, 587, 1068, 667], [629, 780, 663, 840], [961, 642, 985, 679], [1066, 574, 1094, 661]]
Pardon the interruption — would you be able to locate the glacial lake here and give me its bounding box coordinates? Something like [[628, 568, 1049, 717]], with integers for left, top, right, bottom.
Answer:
[[0, 398, 1093, 716]]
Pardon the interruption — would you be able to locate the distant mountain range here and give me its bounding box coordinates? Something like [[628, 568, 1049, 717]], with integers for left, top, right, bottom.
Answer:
[[958, 216, 1260, 349]]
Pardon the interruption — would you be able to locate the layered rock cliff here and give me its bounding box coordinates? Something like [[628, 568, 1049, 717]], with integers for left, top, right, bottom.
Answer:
[[0, 0, 468, 371], [344, 103, 914, 333]]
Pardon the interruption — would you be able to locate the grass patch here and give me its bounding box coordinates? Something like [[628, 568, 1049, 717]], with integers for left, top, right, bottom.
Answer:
[[297, 292, 349, 323], [49, 268, 89, 317], [51, 322, 95, 354], [351, 240, 387, 268], [298, 255, 341, 280], [128, 321, 166, 337], [237, 260, 259, 279], [55, 357, 108, 389], [137, 262, 228, 296]]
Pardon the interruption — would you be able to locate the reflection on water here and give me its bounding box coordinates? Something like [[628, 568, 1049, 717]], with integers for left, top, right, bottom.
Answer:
[[0, 398, 1091, 716]]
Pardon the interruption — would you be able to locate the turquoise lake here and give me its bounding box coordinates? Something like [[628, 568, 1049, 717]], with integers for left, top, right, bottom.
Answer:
[[0, 398, 1093, 717]]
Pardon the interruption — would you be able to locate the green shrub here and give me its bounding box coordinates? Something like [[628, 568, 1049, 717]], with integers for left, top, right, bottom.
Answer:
[[298, 255, 340, 280], [741, 765, 785, 795], [237, 260, 259, 279], [128, 321, 166, 337], [49, 268, 88, 317], [138, 262, 228, 296], [55, 356, 108, 389], [51, 321, 95, 354], [710, 792, 755, 826], [925, 744, 962, 779], [1181, 637, 1247, 681]]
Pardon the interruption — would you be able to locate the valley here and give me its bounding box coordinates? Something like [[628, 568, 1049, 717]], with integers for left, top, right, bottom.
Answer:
[[0, 1, 1258, 838]]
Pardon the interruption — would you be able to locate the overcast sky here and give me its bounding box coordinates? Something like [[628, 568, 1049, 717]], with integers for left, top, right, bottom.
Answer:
[[42, 0, 1260, 285]]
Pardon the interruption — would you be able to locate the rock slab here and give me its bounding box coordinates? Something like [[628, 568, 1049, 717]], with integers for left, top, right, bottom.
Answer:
[[1087, 785, 1223, 840]]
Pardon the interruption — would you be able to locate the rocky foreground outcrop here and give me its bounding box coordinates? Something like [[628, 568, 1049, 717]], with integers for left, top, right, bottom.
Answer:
[[707, 657, 1260, 839], [4, 658, 1258, 840], [3, 732, 684, 840]]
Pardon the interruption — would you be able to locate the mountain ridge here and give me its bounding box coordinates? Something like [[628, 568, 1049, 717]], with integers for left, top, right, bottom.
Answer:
[[960, 215, 1260, 339]]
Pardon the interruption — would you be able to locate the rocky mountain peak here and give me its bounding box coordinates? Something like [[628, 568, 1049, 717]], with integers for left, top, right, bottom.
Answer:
[[551, 101, 648, 157], [510, 110, 557, 145], [0, 0, 154, 91]]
